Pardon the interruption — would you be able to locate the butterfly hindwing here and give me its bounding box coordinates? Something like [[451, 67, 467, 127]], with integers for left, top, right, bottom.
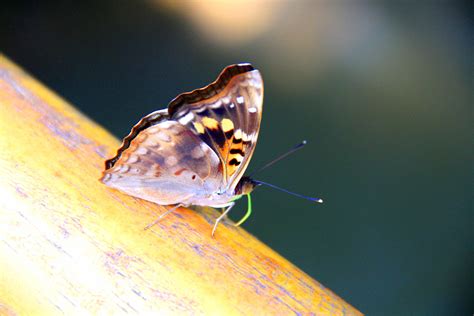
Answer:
[[101, 120, 222, 205]]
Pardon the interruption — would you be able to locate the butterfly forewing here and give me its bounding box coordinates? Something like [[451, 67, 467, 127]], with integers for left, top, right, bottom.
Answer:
[[169, 65, 263, 191]]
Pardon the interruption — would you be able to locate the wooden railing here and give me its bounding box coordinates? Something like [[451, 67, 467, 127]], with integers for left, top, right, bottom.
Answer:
[[0, 55, 362, 315]]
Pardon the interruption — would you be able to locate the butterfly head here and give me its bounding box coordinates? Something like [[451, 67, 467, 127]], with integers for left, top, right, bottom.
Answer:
[[234, 176, 261, 196]]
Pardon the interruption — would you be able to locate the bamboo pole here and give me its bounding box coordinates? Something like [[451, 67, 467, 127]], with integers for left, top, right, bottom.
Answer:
[[0, 55, 362, 315]]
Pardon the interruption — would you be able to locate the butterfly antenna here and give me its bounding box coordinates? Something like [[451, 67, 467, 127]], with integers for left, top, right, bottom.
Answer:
[[249, 140, 308, 177], [253, 180, 323, 203]]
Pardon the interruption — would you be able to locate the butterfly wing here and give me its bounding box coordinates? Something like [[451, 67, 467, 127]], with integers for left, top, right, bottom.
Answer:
[[102, 64, 263, 205], [168, 64, 263, 192], [101, 119, 222, 205]]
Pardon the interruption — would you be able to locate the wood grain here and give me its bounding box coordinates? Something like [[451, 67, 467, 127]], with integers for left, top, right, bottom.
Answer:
[[0, 55, 362, 315]]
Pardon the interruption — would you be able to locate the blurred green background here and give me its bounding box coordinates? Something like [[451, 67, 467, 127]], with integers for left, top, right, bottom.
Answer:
[[2, 1, 471, 314]]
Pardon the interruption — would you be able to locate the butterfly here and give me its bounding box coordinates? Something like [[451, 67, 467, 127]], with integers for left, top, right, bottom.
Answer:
[[101, 63, 264, 236]]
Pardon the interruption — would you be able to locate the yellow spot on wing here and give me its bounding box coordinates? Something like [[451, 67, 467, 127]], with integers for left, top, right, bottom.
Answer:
[[221, 118, 234, 132], [201, 117, 219, 129], [193, 122, 205, 134]]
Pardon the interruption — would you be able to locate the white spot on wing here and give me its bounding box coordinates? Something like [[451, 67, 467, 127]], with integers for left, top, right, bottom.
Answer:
[[118, 165, 130, 173], [200, 143, 209, 152], [248, 107, 257, 113], [127, 155, 138, 164], [236, 96, 244, 104], [196, 106, 208, 113], [229, 103, 235, 109], [147, 126, 160, 133], [234, 129, 242, 139], [165, 156, 178, 166], [191, 146, 204, 159], [157, 132, 171, 142], [250, 77, 262, 89], [222, 96, 230, 104], [178, 112, 194, 125], [242, 132, 254, 141], [146, 136, 160, 147], [160, 121, 173, 129], [210, 100, 222, 108], [135, 147, 148, 155]]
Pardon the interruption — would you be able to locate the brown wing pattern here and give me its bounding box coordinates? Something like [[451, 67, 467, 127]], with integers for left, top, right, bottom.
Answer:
[[101, 121, 222, 205], [104, 109, 170, 170], [102, 63, 263, 202], [168, 64, 263, 190]]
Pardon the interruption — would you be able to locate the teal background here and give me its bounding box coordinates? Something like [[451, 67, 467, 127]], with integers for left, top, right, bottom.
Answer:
[[2, 1, 471, 314]]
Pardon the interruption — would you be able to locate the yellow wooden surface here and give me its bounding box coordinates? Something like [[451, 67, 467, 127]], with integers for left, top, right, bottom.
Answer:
[[0, 55, 362, 315]]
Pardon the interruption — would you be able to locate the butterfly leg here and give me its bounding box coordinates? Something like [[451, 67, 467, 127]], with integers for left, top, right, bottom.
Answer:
[[234, 193, 252, 227], [144, 204, 183, 230], [211, 202, 235, 237]]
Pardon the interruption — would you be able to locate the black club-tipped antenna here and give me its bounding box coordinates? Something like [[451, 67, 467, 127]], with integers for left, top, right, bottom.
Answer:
[[249, 140, 308, 177], [249, 140, 324, 204]]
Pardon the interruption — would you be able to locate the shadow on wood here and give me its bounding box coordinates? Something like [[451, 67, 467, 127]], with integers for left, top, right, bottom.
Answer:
[[0, 55, 362, 315]]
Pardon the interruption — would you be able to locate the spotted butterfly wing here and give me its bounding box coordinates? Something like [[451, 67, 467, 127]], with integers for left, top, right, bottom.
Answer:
[[101, 64, 263, 207], [101, 113, 223, 205], [168, 64, 263, 191]]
